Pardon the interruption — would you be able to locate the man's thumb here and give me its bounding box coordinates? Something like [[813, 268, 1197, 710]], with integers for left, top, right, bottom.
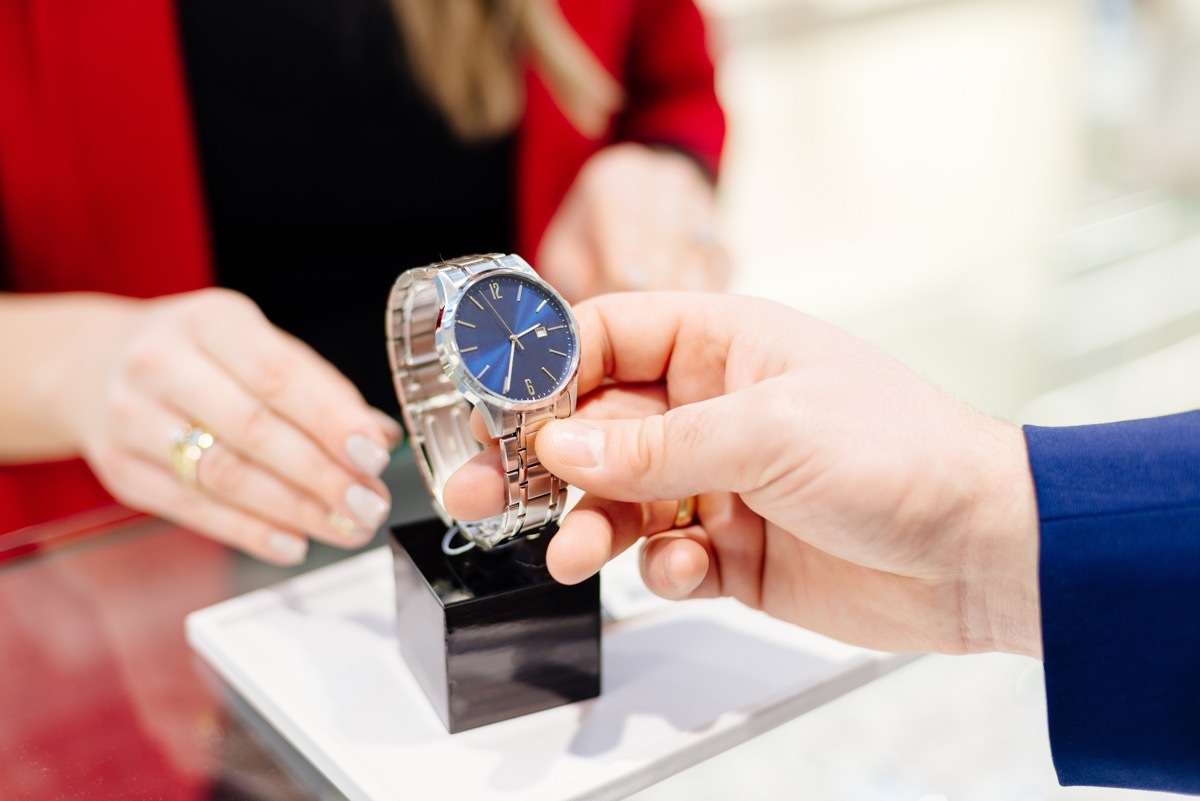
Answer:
[[535, 393, 756, 503]]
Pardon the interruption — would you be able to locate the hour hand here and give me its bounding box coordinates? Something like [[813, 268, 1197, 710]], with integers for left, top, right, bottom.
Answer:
[[513, 323, 543, 341]]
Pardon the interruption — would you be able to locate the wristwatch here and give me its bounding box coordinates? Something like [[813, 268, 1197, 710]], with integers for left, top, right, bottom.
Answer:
[[386, 254, 580, 549]]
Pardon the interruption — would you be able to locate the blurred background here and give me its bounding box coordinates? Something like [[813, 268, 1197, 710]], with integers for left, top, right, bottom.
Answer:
[[712, 0, 1200, 428], [627, 0, 1200, 798]]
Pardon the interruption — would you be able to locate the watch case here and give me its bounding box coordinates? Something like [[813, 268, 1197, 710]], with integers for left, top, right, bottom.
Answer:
[[433, 260, 581, 439]]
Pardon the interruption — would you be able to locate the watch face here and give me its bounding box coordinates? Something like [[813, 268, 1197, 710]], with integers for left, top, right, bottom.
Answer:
[[451, 272, 578, 403]]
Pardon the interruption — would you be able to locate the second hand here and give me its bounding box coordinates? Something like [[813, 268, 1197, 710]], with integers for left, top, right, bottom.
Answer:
[[482, 295, 524, 350]]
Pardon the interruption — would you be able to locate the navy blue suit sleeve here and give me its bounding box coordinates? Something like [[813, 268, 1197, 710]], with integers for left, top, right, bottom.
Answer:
[[1025, 410, 1200, 793]]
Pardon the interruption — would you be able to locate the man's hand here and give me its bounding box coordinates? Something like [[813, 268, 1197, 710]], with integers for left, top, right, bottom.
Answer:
[[444, 293, 1041, 658]]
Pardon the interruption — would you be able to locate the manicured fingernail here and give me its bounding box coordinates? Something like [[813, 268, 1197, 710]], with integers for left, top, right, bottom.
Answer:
[[625, 263, 647, 289], [369, 408, 405, 448], [268, 532, 308, 565], [547, 420, 604, 469], [346, 434, 390, 477], [346, 484, 390, 530]]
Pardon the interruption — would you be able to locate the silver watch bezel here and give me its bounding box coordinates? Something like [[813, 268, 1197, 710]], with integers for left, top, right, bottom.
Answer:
[[435, 265, 581, 420]]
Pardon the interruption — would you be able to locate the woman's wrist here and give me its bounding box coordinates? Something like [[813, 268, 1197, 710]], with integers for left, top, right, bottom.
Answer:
[[31, 292, 139, 458]]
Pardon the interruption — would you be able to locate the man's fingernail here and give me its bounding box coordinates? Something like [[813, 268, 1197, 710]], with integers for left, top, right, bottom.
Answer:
[[345, 484, 390, 530], [661, 547, 678, 588], [346, 434, 390, 477], [547, 420, 604, 469], [267, 532, 308, 565]]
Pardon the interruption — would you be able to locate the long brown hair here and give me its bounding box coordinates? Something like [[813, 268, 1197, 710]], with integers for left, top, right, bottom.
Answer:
[[389, 0, 623, 141]]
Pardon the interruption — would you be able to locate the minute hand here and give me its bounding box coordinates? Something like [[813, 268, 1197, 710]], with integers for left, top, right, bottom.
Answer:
[[503, 339, 516, 394], [482, 295, 523, 350]]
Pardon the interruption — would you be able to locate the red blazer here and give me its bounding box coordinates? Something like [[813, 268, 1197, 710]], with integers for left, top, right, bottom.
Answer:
[[0, 0, 724, 534]]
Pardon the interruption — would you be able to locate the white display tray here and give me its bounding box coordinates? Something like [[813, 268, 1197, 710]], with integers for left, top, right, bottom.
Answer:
[[186, 546, 908, 801]]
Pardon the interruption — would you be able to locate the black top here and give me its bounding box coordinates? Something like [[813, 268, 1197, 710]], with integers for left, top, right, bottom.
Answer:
[[176, 0, 515, 415]]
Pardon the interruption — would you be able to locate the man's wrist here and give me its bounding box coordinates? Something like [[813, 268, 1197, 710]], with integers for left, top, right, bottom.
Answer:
[[959, 418, 1043, 658]]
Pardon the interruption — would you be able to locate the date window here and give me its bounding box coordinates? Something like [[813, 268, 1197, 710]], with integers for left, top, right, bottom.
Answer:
[[535, 326, 548, 338]]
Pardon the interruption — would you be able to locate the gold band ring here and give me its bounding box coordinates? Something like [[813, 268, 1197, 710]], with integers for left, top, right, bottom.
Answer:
[[673, 495, 698, 528], [170, 425, 214, 489], [328, 510, 356, 537]]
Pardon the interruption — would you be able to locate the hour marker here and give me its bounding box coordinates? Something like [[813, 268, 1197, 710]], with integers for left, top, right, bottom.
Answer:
[[458, 320, 476, 328], [535, 299, 548, 312], [460, 346, 478, 353], [541, 366, 556, 380], [470, 296, 484, 310], [545, 325, 564, 332], [517, 284, 523, 302], [549, 349, 567, 357], [477, 364, 491, 377]]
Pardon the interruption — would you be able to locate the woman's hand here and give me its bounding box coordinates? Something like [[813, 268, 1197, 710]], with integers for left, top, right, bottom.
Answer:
[[536, 143, 729, 302], [444, 293, 1042, 657], [56, 289, 400, 565]]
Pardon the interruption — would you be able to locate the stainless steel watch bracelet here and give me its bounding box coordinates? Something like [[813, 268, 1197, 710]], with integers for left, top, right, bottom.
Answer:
[[386, 254, 571, 549]]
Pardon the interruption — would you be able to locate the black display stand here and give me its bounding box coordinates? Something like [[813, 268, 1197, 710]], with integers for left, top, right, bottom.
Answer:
[[389, 519, 601, 733]]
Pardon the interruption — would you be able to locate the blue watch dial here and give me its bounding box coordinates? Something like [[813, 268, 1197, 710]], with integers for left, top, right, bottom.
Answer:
[[453, 273, 577, 402]]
